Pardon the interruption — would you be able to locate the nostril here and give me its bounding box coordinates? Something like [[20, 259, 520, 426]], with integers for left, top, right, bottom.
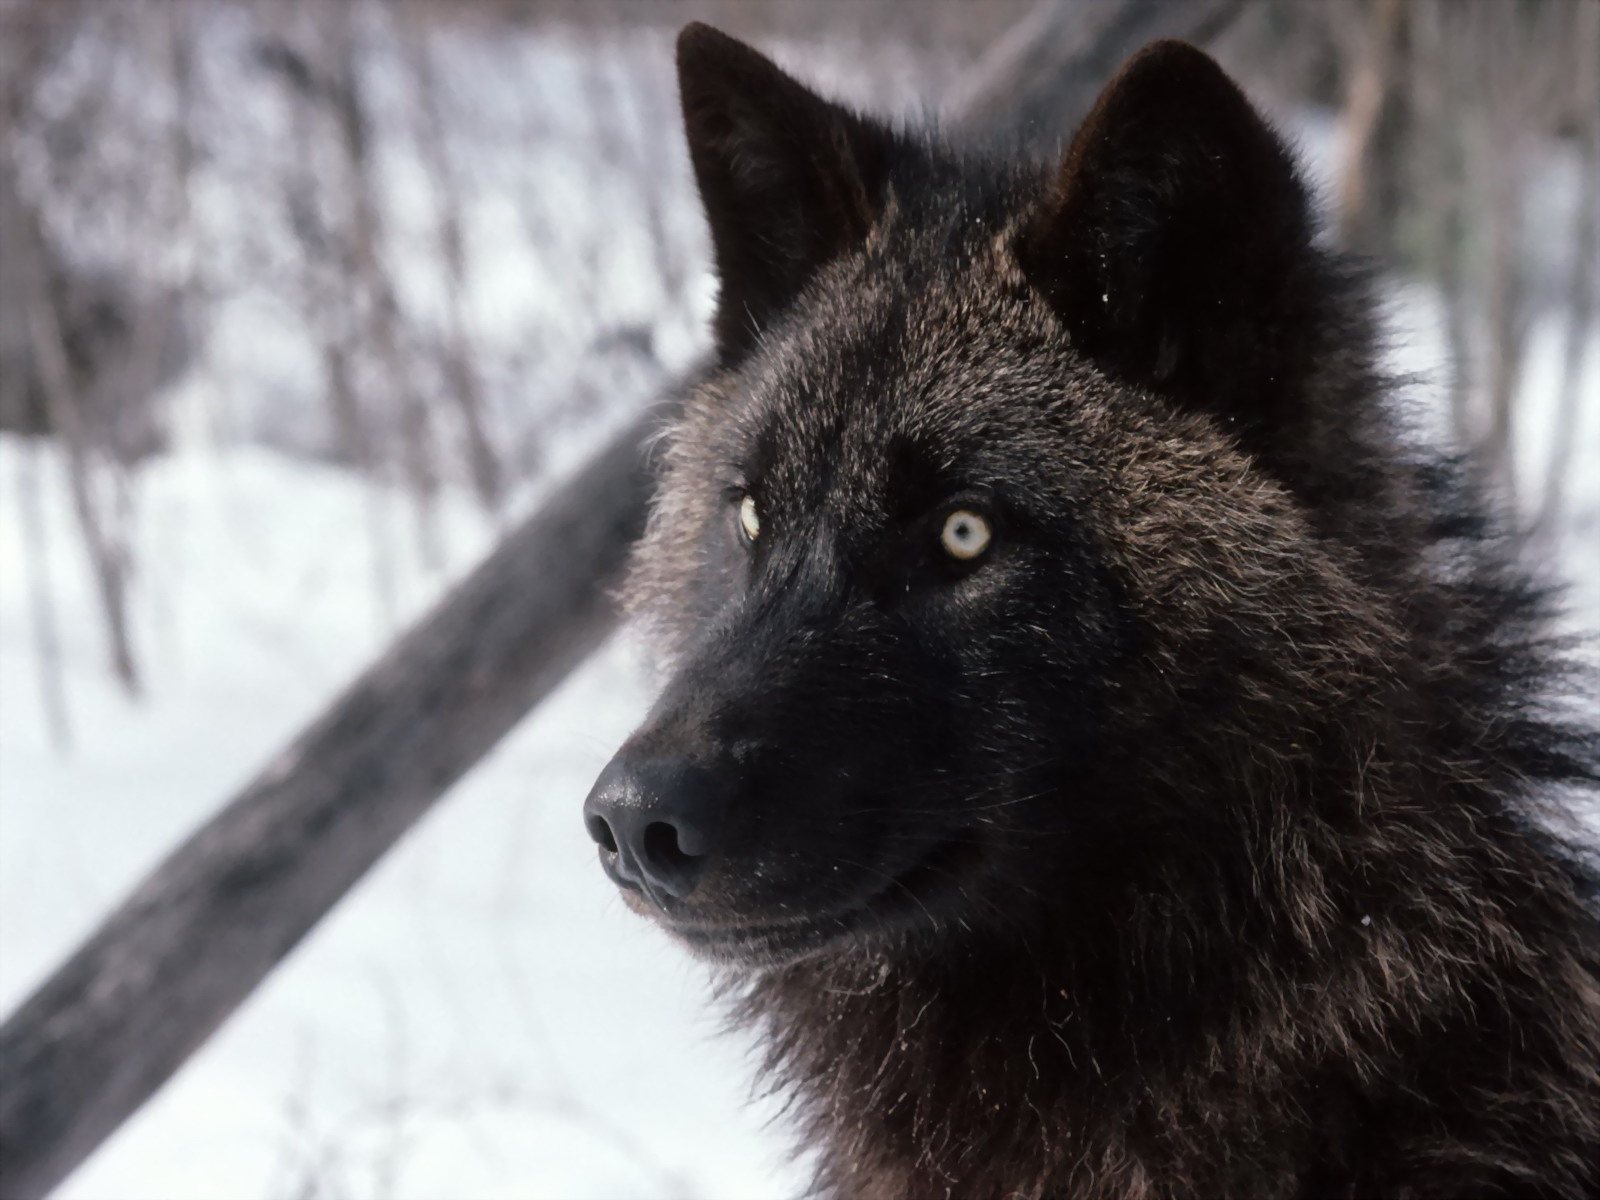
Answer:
[[643, 821, 698, 871], [586, 814, 618, 854], [583, 754, 726, 901]]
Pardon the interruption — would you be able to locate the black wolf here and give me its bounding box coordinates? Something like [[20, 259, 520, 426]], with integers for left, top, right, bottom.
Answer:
[[583, 24, 1600, 1199]]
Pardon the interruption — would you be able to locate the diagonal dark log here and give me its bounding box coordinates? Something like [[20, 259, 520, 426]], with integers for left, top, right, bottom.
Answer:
[[0, 4, 1242, 1197]]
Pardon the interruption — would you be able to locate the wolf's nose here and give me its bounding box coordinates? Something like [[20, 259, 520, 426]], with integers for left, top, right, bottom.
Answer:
[[583, 755, 726, 902]]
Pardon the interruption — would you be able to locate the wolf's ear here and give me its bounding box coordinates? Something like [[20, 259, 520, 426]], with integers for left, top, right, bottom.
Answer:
[[1019, 41, 1318, 426], [677, 23, 893, 361]]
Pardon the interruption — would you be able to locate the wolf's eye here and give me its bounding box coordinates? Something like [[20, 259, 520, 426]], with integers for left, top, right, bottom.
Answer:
[[738, 494, 761, 543], [940, 509, 992, 561]]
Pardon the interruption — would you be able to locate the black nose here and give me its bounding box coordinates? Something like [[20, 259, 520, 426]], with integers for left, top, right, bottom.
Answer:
[[582, 754, 727, 903]]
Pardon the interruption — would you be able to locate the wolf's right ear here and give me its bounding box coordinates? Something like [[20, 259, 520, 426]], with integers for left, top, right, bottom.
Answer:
[[677, 23, 893, 361], [1018, 41, 1318, 431]]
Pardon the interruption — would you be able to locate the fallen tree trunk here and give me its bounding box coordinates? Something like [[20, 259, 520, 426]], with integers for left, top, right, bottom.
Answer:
[[0, 3, 1241, 1196]]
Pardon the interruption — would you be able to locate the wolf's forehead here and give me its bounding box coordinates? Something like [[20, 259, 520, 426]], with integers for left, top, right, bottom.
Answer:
[[748, 324, 939, 471], [730, 232, 1115, 524], [745, 374, 925, 514], [745, 358, 1025, 528], [749, 287, 1059, 447]]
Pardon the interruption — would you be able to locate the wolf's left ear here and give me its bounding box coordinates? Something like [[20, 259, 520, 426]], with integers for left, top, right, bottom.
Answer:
[[1019, 41, 1319, 427], [677, 23, 893, 361]]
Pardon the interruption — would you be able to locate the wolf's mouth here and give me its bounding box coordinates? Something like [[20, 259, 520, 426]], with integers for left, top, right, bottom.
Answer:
[[664, 834, 986, 967]]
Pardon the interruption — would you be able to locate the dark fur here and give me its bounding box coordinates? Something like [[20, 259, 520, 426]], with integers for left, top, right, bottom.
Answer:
[[596, 25, 1600, 1198]]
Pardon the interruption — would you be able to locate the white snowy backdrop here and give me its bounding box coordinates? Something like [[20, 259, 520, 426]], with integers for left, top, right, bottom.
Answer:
[[1, 5, 1595, 1199]]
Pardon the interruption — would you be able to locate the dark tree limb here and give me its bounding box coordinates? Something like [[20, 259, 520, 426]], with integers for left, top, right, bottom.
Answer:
[[0, 5, 1244, 1197]]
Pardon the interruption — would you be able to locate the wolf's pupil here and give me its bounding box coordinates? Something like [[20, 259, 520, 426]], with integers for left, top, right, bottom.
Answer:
[[940, 509, 992, 561]]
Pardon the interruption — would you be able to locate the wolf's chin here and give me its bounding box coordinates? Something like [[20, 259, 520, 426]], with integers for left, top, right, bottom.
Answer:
[[658, 832, 990, 967], [671, 919, 858, 968]]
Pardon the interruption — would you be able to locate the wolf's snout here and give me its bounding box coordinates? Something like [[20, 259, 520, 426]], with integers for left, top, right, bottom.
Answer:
[[583, 754, 727, 902]]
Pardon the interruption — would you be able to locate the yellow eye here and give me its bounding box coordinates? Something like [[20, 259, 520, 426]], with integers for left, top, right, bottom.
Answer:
[[739, 494, 761, 542], [940, 509, 992, 561]]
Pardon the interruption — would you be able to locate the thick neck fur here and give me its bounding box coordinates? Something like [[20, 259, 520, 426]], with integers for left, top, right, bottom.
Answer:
[[725, 327, 1600, 1199], [735, 654, 1600, 1196]]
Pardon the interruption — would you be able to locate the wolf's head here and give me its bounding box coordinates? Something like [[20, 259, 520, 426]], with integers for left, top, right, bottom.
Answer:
[[585, 26, 1402, 969]]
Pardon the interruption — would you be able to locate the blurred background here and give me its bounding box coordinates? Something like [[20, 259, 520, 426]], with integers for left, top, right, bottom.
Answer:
[[0, 2, 1595, 1197]]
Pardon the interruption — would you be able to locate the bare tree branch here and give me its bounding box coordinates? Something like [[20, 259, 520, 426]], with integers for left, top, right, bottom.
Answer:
[[403, 18, 504, 515], [25, 290, 142, 694], [331, 1, 443, 565], [1534, 0, 1599, 541], [1334, 0, 1405, 253]]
